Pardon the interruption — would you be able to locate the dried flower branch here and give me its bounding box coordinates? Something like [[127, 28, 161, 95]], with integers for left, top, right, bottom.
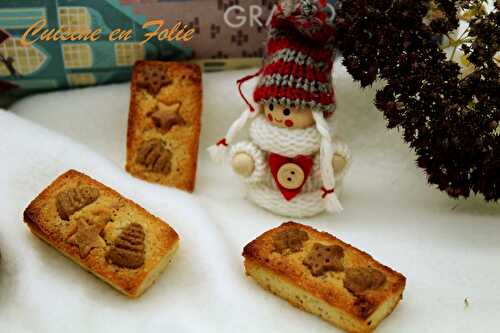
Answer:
[[335, 0, 499, 201]]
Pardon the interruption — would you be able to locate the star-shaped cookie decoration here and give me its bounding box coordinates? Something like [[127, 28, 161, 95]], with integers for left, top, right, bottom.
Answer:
[[150, 101, 184, 132], [67, 220, 106, 258]]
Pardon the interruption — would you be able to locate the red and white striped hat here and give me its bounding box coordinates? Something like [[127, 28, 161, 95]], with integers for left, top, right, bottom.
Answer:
[[254, 0, 336, 114], [208, 0, 343, 213]]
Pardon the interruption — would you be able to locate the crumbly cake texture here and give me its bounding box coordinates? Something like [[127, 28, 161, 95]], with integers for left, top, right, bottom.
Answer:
[[126, 61, 203, 192], [23, 170, 179, 298], [243, 222, 406, 333]]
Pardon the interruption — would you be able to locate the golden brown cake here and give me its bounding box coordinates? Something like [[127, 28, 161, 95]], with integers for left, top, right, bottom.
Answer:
[[23, 170, 179, 298], [243, 222, 406, 333], [126, 60, 203, 192]]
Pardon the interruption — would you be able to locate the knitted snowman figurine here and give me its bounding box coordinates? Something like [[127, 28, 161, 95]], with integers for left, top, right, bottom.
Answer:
[[208, 0, 350, 218]]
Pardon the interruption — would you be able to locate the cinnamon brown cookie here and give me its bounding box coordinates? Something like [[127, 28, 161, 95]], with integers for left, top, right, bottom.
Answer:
[[126, 61, 202, 192]]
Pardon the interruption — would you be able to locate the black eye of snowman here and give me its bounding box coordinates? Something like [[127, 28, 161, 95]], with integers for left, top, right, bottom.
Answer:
[[268, 104, 274, 111], [283, 108, 291, 116]]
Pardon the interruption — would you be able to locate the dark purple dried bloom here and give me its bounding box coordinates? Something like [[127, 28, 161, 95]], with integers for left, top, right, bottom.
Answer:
[[335, 0, 500, 201]]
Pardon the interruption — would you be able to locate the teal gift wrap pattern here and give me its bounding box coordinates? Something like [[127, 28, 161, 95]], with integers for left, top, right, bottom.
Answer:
[[0, 0, 189, 96]]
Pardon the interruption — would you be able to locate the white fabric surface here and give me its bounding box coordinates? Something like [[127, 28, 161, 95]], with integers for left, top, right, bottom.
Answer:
[[1, 62, 499, 332]]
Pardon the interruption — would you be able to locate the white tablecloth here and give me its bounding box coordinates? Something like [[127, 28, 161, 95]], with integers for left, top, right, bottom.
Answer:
[[0, 63, 499, 332]]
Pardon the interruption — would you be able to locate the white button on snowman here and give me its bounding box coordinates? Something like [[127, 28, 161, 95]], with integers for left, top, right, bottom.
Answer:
[[277, 162, 305, 190]]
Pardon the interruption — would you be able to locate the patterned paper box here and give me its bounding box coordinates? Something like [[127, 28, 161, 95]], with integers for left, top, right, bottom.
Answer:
[[0, 0, 337, 104]]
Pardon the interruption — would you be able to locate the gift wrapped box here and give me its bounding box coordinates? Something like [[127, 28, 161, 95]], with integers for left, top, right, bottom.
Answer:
[[0, 0, 337, 105]]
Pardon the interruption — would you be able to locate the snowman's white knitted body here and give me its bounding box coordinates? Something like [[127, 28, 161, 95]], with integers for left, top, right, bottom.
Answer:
[[230, 115, 350, 218]]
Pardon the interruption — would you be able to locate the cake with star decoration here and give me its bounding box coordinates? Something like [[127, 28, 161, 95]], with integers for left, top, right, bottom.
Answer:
[[243, 222, 406, 332], [23, 169, 179, 298], [126, 61, 203, 192]]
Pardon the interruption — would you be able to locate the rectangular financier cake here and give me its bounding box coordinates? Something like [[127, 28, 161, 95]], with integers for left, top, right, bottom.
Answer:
[[126, 61, 202, 192], [23, 170, 179, 298], [243, 222, 406, 333]]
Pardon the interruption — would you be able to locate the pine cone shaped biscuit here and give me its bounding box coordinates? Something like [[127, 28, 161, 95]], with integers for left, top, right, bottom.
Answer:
[[135, 139, 172, 174], [56, 186, 100, 220], [106, 223, 146, 269]]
